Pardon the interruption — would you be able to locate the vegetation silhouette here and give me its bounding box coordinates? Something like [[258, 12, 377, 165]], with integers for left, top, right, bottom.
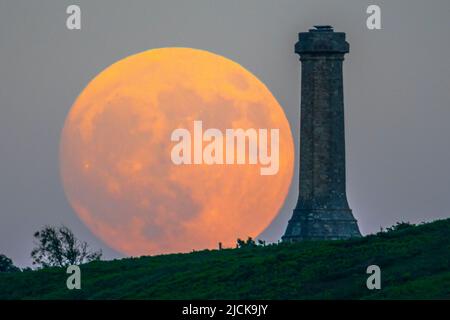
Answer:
[[31, 225, 102, 268], [0, 254, 19, 273], [1, 219, 449, 299]]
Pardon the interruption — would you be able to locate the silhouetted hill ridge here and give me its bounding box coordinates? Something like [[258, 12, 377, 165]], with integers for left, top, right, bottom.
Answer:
[[1, 218, 449, 299]]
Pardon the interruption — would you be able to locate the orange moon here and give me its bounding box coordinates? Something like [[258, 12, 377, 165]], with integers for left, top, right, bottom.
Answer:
[[60, 48, 294, 256]]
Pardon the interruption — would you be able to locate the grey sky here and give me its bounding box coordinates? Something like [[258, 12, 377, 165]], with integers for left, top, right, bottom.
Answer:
[[1, 0, 450, 267]]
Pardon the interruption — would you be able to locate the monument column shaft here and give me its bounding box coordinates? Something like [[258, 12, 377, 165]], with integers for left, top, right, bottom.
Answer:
[[283, 25, 361, 241], [297, 54, 349, 210]]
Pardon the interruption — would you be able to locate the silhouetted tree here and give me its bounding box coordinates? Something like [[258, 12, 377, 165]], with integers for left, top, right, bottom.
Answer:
[[0, 254, 20, 272], [31, 225, 102, 268]]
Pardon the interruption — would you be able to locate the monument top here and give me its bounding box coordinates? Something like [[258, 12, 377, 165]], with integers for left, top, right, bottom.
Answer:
[[295, 25, 349, 55], [310, 25, 334, 32]]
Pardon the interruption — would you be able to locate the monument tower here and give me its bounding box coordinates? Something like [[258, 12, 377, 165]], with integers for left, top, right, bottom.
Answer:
[[283, 26, 361, 241]]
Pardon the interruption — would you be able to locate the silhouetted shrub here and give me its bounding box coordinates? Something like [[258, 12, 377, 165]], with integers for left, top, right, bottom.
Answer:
[[0, 254, 20, 273], [236, 237, 258, 248]]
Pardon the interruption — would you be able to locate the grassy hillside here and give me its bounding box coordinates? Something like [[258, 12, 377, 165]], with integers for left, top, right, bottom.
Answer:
[[1, 219, 450, 299]]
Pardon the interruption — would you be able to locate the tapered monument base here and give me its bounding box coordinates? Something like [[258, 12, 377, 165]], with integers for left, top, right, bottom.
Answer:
[[282, 209, 361, 241]]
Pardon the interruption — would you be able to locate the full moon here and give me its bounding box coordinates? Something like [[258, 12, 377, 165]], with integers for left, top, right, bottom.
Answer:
[[60, 48, 294, 256]]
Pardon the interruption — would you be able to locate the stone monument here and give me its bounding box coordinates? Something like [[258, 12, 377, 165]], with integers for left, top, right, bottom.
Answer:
[[282, 26, 362, 241]]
